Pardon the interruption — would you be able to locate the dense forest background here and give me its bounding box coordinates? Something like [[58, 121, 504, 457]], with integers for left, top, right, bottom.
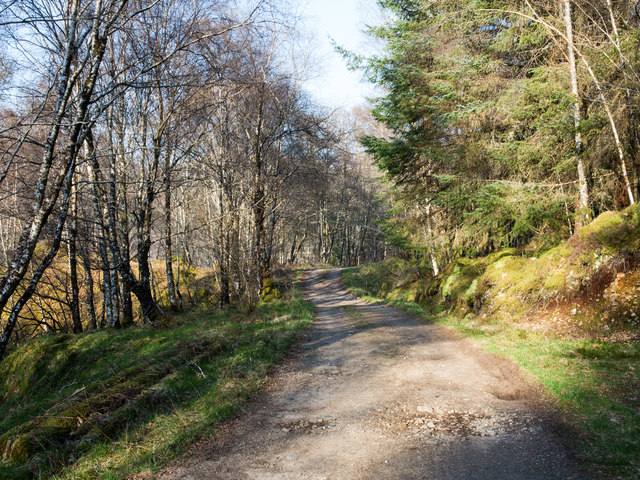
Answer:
[[0, 0, 639, 360], [354, 0, 640, 271], [0, 0, 390, 359]]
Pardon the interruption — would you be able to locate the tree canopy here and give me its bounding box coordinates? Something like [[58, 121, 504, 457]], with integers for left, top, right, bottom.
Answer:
[[355, 0, 640, 265]]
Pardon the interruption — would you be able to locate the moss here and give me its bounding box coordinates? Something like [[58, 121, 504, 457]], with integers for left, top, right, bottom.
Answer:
[[194, 287, 215, 304], [260, 277, 282, 302], [575, 206, 640, 251], [438, 258, 486, 306], [391, 287, 415, 301], [41, 415, 78, 432], [0, 433, 9, 458], [543, 271, 566, 290], [349, 207, 640, 336], [578, 211, 621, 239], [441, 267, 461, 299], [484, 248, 518, 264], [6, 435, 36, 463], [464, 279, 479, 307], [485, 255, 525, 282]]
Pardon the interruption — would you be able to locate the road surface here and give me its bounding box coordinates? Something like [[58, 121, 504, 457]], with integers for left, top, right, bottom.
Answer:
[[156, 268, 586, 479]]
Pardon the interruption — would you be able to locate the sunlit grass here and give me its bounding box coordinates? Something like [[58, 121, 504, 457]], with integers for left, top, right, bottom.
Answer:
[[0, 271, 314, 479]]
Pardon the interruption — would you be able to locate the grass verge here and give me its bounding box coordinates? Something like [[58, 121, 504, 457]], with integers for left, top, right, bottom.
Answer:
[[341, 305, 373, 330], [343, 267, 640, 479], [0, 270, 314, 480]]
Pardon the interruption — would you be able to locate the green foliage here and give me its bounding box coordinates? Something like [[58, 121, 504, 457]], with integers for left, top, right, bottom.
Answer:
[[346, 204, 640, 326], [0, 272, 313, 479], [353, 0, 640, 258], [260, 277, 282, 302]]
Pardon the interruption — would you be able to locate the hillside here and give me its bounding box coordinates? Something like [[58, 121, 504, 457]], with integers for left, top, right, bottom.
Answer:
[[343, 205, 640, 478], [0, 273, 313, 479]]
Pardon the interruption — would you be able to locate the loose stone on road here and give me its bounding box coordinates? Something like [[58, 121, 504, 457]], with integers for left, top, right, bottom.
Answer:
[[156, 268, 586, 479]]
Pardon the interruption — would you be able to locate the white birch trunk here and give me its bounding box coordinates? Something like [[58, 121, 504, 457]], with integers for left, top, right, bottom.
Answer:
[[562, 0, 590, 222]]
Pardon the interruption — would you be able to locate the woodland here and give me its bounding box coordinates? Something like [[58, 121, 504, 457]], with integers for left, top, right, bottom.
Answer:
[[0, 0, 389, 360], [354, 0, 640, 268], [1, 0, 640, 476], [0, 0, 637, 358]]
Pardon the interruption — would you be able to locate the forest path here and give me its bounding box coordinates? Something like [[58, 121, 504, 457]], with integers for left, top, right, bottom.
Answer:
[[156, 268, 586, 480]]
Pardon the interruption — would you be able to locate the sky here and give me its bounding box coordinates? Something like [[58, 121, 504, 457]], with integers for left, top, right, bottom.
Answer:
[[1, 0, 381, 111], [301, 0, 379, 110]]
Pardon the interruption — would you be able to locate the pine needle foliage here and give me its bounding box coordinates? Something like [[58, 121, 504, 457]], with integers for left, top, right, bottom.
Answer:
[[354, 0, 640, 258]]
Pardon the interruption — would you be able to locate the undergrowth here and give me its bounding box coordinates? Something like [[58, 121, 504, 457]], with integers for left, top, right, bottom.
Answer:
[[0, 271, 313, 479]]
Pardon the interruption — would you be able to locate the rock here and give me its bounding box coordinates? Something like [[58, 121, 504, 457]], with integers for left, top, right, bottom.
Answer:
[[417, 405, 434, 414], [286, 455, 298, 461], [312, 365, 341, 375], [426, 421, 436, 428]]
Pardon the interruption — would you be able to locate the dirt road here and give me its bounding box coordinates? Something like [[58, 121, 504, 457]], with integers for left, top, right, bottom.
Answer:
[[156, 268, 586, 479]]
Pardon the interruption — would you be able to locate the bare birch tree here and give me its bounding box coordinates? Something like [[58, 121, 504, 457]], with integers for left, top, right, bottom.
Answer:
[[0, 0, 131, 360]]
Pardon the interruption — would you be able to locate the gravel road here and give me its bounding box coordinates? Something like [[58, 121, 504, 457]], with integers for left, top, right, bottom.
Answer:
[[156, 268, 587, 480]]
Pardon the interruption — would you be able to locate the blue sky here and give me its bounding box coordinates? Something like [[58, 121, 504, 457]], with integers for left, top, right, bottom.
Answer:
[[302, 0, 378, 109]]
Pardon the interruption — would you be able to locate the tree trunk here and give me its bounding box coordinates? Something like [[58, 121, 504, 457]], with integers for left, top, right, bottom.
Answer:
[[0, 142, 79, 359], [132, 184, 163, 323], [0, 0, 112, 359], [106, 147, 124, 328], [66, 180, 82, 333], [563, 0, 589, 225], [604, 0, 636, 205], [252, 96, 270, 297], [80, 247, 97, 330], [88, 154, 119, 329], [217, 170, 231, 307], [115, 108, 134, 325], [426, 204, 439, 276], [164, 153, 181, 311]]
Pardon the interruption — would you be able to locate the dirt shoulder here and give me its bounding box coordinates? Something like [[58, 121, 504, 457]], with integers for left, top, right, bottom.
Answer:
[[155, 268, 587, 479]]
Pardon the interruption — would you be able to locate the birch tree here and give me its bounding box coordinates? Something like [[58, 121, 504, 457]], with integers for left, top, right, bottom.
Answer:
[[0, 0, 131, 360]]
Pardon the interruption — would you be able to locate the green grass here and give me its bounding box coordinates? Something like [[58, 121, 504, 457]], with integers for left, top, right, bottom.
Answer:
[[343, 266, 640, 479], [0, 272, 314, 479], [341, 305, 373, 329]]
